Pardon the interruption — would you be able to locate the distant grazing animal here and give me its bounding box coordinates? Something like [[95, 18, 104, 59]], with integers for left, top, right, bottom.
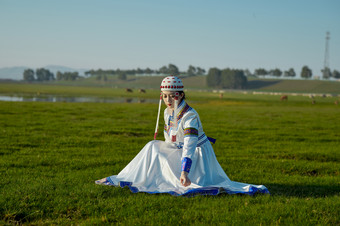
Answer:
[[125, 88, 133, 93], [335, 100, 339, 105], [280, 95, 288, 101], [139, 89, 146, 93], [219, 93, 223, 99], [312, 100, 316, 104]]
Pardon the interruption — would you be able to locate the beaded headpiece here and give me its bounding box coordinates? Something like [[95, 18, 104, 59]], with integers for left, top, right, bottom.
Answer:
[[160, 76, 184, 91]]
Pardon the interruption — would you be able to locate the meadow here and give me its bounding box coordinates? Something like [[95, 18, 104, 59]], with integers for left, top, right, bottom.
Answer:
[[0, 83, 339, 225]]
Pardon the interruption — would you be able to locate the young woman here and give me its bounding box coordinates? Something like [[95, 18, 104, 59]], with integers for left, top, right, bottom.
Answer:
[[96, 76, 269, 196]]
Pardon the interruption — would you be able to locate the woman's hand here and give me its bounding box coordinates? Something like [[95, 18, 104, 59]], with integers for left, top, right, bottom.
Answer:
[[180, 171, 191, 187]]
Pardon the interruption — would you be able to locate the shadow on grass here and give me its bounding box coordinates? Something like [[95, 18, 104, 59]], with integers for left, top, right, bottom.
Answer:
[[246, 80, 280, 89], [266, 183, 340, 197]]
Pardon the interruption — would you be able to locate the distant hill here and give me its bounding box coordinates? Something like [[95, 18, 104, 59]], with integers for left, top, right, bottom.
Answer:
[[0, 66, 29, 80], [0, 65, 89, 80]]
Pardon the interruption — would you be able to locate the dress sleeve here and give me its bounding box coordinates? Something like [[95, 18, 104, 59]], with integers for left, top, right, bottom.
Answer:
[[163, 109, 171, 143], [181, 113, 199, 173]]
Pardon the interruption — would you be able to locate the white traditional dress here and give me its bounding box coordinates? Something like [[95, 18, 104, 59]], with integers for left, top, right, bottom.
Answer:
[[96, 100, 269, 196]]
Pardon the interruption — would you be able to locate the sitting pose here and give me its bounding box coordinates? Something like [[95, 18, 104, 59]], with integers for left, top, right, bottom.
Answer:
[[96, 76, 269, 196]]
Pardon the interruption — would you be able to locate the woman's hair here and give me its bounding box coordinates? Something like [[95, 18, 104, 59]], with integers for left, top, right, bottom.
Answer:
[[178, 91, 186, 100]]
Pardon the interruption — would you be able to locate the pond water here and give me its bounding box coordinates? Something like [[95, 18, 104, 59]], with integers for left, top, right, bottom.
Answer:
[[0, 95, 158, 104]]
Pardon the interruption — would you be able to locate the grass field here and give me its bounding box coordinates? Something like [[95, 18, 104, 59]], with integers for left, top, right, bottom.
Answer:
[[0, 84, 339, 225]]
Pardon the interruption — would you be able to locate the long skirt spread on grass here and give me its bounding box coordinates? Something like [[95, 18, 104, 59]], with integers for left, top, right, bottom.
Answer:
[[95, 140, 269, 196]]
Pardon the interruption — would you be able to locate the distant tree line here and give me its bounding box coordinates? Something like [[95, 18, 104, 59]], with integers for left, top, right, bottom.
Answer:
[[56, 71, 80, 81], [254, 66, 340, 79], [23, 68, 55, 82], [300, 66, 312, 79], [207, 68, 247, 89], [83, 64, 338, 82], [321, 67, 340, 79], [84, 64, 206, 78], [254, 68, 296, 77], [23, 68, 82, 82], [186, 65, 206, 77], [23, 64, 340, 83]]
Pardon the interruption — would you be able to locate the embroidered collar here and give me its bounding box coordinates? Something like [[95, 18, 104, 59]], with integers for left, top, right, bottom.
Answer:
[[176, 100, 191, 121], [165, 100, 191, 135], [167, 100, 191, 122]]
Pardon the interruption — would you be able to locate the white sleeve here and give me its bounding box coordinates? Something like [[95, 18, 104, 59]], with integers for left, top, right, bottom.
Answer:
[[181, 113, 199, 160], [163, 109, 171, 142]]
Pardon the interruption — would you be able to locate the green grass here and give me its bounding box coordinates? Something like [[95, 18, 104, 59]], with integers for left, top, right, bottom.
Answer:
[[0, 85, 339, 225]]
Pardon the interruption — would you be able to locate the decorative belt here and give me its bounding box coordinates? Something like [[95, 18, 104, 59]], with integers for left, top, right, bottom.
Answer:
[[197, 133, 209, 147], [175, 133, 215, 149]]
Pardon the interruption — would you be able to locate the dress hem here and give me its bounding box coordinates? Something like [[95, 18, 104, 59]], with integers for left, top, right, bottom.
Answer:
[[95, 178, 270, 197]]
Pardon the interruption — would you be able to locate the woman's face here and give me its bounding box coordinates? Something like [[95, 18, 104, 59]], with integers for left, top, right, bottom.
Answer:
[[162, 91, 183, 110]]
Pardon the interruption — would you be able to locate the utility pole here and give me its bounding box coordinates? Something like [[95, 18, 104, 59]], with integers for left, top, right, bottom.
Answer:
[[323, 31, 330, 79]]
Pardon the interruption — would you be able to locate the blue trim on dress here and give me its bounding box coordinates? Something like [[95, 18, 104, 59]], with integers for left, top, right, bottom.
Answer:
[[104, 178, 140, 193], [197, 137, 209, 147], [197, 133, 216, 146], [181, 157, 192, 173], [106, 177, 115, 185], [207, 136, 216, 144], [99, 178, 270, 196], [198, 134, 206, 140], [143, 185, 270, 196], [119, 181, 132, 187], [176, 142, 184, 149]]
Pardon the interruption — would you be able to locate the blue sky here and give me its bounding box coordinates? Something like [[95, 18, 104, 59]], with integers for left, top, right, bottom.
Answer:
[[1, 0, 339, 76]]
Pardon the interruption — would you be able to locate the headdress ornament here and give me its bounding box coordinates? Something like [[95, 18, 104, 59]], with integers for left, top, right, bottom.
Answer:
[[160, 75, 184, 91]]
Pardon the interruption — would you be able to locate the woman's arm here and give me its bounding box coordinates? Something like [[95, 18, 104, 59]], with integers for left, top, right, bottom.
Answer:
[[180, 113, 199, 186]]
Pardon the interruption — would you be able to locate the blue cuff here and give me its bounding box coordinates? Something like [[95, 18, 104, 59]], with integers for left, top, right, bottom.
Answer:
[[181, 157, 192, 173]]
